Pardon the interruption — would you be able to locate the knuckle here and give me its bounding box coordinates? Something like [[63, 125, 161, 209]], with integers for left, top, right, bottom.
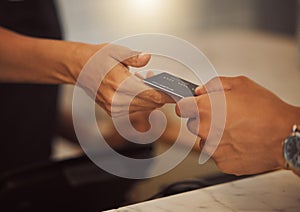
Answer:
[[104, 103, 112, 114], [152, 93, 164, 105], [103, 94, 113, 105], [235, 75, 249, 83], [107, 44, 136, 61], [204, 77, 223, 92]]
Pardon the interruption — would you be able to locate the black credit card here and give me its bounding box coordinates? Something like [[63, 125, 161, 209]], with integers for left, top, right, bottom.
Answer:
[[143, 72, 198, 98]]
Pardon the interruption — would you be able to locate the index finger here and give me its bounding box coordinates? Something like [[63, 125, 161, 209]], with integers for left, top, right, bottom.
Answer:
[[117, 74, 174, 105]]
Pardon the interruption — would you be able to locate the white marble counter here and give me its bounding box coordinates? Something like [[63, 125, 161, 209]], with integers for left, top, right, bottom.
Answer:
[[105, 170, 300, 212]]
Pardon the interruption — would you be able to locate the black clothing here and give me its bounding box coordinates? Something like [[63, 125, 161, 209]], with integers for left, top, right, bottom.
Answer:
[[0, 0, 62, 173], [0, 0, 62, 38], [0, 2, 154, 211]]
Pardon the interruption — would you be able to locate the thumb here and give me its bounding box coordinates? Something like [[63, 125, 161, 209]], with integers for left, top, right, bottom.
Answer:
[[195, 76, 232, 95], [105, 44, 151, 67], [122, 53, 151, 68]]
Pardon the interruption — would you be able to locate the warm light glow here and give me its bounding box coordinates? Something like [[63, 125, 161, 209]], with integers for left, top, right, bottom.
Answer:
[[131, 0, 160, 11], [57, 0, 195, 39], [128, 0, 164, 17]]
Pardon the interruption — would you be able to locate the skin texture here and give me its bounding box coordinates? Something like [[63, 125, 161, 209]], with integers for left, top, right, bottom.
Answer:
[[176, 76, 300, 176], [3, 27, 299, 176], [0, 27, 174, 157], [0, 27, 172, 116]]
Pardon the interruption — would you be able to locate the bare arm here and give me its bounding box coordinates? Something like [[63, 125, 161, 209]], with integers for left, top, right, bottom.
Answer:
[[0, 27, 173, 116], [0, 27, 97, 84]]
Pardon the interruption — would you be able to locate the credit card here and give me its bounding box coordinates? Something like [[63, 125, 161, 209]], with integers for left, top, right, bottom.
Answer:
[[143, 72, 198, 98]]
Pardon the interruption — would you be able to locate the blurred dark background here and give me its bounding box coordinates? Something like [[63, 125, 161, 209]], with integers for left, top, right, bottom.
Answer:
[[197, 0, 297, 35], [56, 0, 299, 42], [1, 0, 299, 211]]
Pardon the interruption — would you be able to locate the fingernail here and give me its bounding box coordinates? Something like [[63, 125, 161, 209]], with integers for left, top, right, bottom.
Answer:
[[138, 53, 150, 59], [194, 86, 203, 95]]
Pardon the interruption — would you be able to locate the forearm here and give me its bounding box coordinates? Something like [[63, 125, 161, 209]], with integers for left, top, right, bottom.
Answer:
[[0, 27, 98, 84]]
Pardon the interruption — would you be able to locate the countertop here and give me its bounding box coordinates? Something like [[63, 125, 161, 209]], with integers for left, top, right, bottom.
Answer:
[[105, 170, 300, 211]]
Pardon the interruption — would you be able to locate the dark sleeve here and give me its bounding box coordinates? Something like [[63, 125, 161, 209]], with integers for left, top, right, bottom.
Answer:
[[0, 0, 63, 38], [0, 0, 63, 173]]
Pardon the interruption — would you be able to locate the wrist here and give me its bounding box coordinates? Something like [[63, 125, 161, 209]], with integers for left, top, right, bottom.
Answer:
[[280, 106, 300, 170], [273, 106, 300, 170], [61, 42, 104, 85], [282, 124, 300, 171]]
